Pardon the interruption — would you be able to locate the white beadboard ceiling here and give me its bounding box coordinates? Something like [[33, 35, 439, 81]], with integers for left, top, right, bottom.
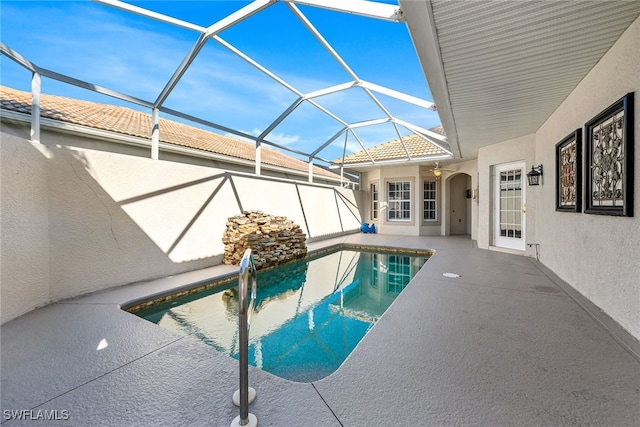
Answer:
[[400, 0, 640, 160]]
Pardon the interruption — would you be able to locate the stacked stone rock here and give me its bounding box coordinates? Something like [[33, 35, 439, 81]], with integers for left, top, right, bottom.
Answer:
[[222, 210, 307, 269]]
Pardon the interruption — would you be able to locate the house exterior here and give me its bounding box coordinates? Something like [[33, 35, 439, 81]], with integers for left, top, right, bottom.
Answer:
[[335, 129, 477, 237]]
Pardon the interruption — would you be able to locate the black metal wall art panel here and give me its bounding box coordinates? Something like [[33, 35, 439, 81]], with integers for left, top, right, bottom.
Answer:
[[584, 92, 634, 216], [556, 129, 582, 212]]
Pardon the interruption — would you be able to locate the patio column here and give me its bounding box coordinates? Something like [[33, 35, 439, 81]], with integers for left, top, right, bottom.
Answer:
[[31, 72, 41, 144], [151, 108, 159, 160], [308, 158, 313, 183]]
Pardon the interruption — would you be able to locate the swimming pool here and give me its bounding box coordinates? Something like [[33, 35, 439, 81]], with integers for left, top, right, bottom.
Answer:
[[133, 246, 430, 382]]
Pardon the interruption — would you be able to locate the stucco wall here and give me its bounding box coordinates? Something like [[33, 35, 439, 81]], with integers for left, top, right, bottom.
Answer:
[[441, 159, 478, 239], [534, 16, 640, 339], [0, 134, 51, 323], [358, 160, 478, 238], [0, 133, 361, 324]]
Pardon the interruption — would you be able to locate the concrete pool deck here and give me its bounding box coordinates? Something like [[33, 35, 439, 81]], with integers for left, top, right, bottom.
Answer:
[[2, 234, 639, 426]]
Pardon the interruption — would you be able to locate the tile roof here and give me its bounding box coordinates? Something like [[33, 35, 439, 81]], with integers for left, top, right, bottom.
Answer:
[[335, 128, 447, 165], [0, 86, 342, 181]]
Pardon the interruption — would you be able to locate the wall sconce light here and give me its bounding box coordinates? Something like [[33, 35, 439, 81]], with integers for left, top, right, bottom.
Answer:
[[434, 169, 442, 178], [526, 164, 543, 186]]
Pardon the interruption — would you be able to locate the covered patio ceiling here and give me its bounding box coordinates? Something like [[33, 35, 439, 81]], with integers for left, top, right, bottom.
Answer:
[[0, 0, 450, 176], [401, 0, 640, 161]]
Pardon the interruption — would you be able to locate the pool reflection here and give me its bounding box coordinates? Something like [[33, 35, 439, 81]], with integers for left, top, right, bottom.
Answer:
[[140, 249, 429, 382]]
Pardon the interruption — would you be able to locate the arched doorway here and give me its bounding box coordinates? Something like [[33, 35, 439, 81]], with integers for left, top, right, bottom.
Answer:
[[448, 173, 472, 235]]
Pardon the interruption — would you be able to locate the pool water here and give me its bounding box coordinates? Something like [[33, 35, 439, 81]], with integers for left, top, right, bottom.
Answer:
[[136, 248, 430, 382]]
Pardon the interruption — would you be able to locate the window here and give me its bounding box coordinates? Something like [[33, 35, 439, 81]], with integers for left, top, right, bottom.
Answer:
[[387, 255, 411, 293], [423, 180, 437, 221], [499, 169, 522, 238], [371, 254, 379, 288], [387, 181, 411, 221], [371, 183, 378, 220]]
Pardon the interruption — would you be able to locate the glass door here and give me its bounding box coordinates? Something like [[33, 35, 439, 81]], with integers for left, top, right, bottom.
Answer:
[[494, 162, 525, 250]]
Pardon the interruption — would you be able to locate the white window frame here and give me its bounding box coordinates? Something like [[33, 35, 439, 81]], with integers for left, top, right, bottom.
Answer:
[[371, 182, 379, 221], [387, 180, 411, 222], [423, 180, 437, 222], [387, 255, 411, 293]]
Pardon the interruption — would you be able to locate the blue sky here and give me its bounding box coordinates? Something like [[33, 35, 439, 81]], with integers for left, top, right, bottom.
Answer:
[[1, 0, 440, 162]]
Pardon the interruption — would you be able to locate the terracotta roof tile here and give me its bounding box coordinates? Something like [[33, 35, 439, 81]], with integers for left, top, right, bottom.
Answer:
[[336, 132, 447, 164], [0, 86, 342, 180]]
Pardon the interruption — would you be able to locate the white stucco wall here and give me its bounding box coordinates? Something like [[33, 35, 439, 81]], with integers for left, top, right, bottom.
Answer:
[[358, 161, 478, 239], [0, 134, 51, 322], [379, 165, 421, 236], [361, 169, 381, 224], [0, 133, 361, 324], [534, 16, 640, 339], [441, 159, 478, 239]]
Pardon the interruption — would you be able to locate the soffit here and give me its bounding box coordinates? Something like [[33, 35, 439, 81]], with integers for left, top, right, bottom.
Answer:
[[401, 0, 640, 160]]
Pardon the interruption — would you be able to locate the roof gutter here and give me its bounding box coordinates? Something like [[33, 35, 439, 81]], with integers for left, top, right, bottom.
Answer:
[[399, 0, 462, 159], [337, 153, 452, 170]]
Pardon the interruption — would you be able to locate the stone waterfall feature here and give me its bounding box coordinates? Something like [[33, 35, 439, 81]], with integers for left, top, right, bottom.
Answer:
[[222, 210, 307, 269]]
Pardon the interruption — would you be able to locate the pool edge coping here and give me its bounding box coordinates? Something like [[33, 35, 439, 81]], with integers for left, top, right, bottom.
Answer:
[[121, 242, 434, 314]]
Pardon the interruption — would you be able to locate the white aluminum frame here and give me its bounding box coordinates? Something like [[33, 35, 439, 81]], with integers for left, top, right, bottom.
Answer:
[[2, 0, 451, 183]]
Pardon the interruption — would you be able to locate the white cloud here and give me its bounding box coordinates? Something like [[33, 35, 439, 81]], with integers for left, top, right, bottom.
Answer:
[[267, 132, 300, 146], [243, 128, 300, 146], [222, 129, 299, 148], [330, 139, 364, 155]]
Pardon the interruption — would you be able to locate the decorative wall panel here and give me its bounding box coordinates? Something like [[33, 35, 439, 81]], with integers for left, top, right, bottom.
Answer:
[[555, 130, 582, 212], [584, 93, 634, 216]]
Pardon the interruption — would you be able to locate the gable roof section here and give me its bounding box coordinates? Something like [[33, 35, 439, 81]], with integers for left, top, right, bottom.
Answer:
[[335, 127, 447, 165], [0, 85, 342, 181]]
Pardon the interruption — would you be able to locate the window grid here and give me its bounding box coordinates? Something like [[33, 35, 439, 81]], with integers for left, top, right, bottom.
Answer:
[[387, 255, 411, 293], [387, 181, 411, 221], [371, 253, 379, 288], [499, 170, 522, 238], [371, 183, 378, 220], [423, 180, 437, 221]]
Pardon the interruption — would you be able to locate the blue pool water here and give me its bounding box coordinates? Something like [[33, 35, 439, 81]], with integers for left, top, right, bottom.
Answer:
[[136, 248, 430, 382]]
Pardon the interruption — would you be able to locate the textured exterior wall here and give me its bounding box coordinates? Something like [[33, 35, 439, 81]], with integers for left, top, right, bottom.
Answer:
[[534, 16, 640, 338], [0, 134, 361, 324], [441, 159, 478, 239], [380, 164, 421, 236], [358, 161, 478, 238], [0, 134, 51, 323]]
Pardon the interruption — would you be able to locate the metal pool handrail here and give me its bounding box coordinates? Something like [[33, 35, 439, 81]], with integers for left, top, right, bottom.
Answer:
[[239, 248, 257, 335], [232, 248, 258, 427]]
